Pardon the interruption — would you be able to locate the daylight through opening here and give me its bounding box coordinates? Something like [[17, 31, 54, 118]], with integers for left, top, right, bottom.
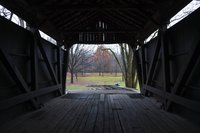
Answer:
[[66, 44, 140, 92]]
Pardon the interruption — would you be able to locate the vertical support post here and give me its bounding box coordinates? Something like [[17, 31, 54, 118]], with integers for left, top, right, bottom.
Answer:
[[30, 31, 40, 106], [160, 26, 170, 109], [140, 45, 147, 95], [134, 50, 142, 88], [57, 45, 62, 85], [62, 46, 70, 94], [31, 28, 62, 95], [144, 30, 162, 96], [141, 45, 146, 85]]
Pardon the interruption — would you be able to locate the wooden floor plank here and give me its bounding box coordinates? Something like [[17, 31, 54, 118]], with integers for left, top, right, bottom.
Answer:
[[73, 94, 96, 133], [83, 98, 98, 133], [127, 96, 164, 133], [119, 94, 144, 133], [143, 98, 199, 133], [70, 95, 94, 133], [104, 94, 110, 133], [94, 100, 104, 133], [55, 96, 90, 133], [0, 89, 199, 133], [114, 98, 133, 133], [5, 98, 67, 133], [109, 95, 122, 133], [136, 98, 174, 133], [100, 94, 105, 102]]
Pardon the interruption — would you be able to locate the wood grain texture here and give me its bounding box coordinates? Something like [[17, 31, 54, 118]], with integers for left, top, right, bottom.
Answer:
[[0, 89, 199, 133]]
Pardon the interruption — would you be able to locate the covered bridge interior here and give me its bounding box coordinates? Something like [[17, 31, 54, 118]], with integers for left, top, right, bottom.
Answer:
[[0, 0, 200, 133]]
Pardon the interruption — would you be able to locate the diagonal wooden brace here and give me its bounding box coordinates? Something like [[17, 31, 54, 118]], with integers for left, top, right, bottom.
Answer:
[[32, 30, 62, 95], [0, 48, 39, 109]]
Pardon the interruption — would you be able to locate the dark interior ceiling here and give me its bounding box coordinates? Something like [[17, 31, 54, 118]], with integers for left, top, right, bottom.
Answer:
[[0, 0, 191, 45]]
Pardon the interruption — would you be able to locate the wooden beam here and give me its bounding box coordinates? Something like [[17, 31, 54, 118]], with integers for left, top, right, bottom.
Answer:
[[62, 48, 69, 94], [140, 45, 147, 94], [71, 40, 131, 44], [100, 12, 133, 29], [114, 10, 144, 29], [33, 30, 62, 95], [30, 29, 40, 105], [64, 11, 97, 30], [102, 10, 140, 29], [141, 45, 147, 85], [70, 17, 99, 31], [57, 46, 62, 85], [166, 39, 200, 110], [55, 11, 88, 28], [160, 27, 170, 109], [145, 85, 200, 112], [98, 16, 128, 30], [144, 30, 162, 95], [63, 30, 137, 34], [134, 50, 143, 87], [41, 4, 157, 11], [44, 10, 78, 27], [0, 48, 39, 109], [0, 85, 61, 111]]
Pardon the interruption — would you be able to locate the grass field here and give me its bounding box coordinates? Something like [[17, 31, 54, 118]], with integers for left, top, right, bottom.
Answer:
[[66, 73, 125, 90]]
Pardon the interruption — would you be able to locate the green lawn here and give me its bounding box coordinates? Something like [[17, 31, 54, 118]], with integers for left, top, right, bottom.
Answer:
[[66, 73, 125, 90]]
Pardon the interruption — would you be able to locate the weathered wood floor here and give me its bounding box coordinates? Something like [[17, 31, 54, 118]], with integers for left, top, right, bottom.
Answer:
[[0, 88, 199, 133]]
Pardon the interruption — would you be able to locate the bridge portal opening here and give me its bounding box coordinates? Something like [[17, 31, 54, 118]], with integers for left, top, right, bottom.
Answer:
[[66, 43, 140, 92]]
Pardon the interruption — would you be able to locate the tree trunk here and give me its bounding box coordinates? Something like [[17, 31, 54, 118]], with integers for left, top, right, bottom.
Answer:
[[70, 70, 74, 84], [75, 73, 78, 81]]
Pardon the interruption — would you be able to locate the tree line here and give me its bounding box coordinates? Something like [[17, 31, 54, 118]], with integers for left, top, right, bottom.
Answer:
[[68, 44, 138, 88]]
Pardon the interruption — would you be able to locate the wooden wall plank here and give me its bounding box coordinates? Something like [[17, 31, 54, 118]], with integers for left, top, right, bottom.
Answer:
[[166, 39, 200, 110], [33, 30, 62, 95], [145, 85, 200, 112], [0, 48, 39, 109], [0, 85, 61, 111]]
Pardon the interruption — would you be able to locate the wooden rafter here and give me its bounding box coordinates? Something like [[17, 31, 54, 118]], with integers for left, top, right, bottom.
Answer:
[[100, 12, 133, 29], [55, 11, 84, 27], [29, 3, 158, 11], [0, 0, 191, 43], [114, 10, 144, 29], [64, 11, 97, 30], [103, 11, 135, 27]]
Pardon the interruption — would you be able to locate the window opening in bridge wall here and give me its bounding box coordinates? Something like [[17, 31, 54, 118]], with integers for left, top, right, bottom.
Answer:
[[144, 0, 200, 44], [168, 0, 200, 28], [0, 5, 27, 28], [0, 5, 58, 46]]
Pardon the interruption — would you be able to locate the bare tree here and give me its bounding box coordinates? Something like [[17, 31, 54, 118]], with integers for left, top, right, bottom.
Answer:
[[92, 45, 112, 76], [105, 43, 138, 88], [68, 44, 93, 83]]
